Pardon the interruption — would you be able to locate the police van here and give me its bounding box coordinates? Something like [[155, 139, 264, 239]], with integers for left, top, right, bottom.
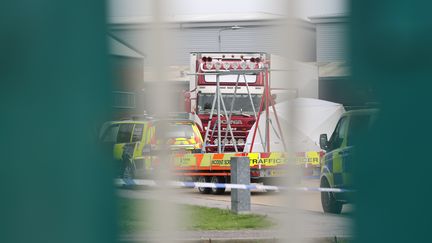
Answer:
[[99, 114, 204, 178], [319, 109, 378, 214]]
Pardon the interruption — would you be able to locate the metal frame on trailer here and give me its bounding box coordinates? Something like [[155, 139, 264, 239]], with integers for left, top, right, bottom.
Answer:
[[189, 55, 287, 153]]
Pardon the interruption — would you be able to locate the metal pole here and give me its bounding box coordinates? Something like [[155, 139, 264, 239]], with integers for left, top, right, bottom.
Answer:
[[265, 67, 270, 153], [222, 74, 240, 152], [243, 74, 265, 151], [219, 88, 238, 152], [217, 74, 221, 153], [201, 85, 218, 153], [249, 94, 264, 153], [270, 91, 287, 151], [218, 26, 243, 52]]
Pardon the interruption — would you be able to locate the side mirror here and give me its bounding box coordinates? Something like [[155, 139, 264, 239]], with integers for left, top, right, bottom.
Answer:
[[320, 134, 329, 150]]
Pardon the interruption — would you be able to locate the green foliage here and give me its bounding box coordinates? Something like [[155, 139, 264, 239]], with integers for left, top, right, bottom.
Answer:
[[188, 205, 274, 230], [118, 198, 274, 233]]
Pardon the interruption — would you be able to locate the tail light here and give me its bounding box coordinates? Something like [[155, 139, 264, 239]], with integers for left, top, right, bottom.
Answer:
[[250, 170, 260, 178]]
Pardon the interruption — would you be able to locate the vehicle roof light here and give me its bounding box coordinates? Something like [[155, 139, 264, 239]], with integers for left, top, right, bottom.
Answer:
[[214, 61, 222, 70], [207, 57, 212, 62], [255, 57, 261, 63], [202, 56, 207, 62], [250, 57, 256, 62], [223, 62, 231, 70], [248, 61, 256, 69], [205, 62, 213, 69], [232, 62, 239, 70]]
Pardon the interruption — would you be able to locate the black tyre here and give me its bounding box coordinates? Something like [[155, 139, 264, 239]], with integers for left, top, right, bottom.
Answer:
[[210, 176, 226, 195], [197, 176, 211, 194], [321, 178, 343, 214]]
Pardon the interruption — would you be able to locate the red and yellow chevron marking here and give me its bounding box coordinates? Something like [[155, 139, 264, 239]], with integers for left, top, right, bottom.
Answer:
[[173, 151, 321, 170]]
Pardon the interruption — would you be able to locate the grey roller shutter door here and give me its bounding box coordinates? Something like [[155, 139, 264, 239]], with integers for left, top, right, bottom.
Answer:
[[112, 25, 301, 66], [316, 23, 348, 62]]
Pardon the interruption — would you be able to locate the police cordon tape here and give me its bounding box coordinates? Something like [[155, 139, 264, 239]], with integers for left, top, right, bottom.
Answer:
[[115, 179, 354, 193]]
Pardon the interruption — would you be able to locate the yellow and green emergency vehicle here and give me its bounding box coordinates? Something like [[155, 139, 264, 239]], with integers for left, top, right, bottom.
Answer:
[[319, 109, 378, 214], [99, 115, 204, 178]]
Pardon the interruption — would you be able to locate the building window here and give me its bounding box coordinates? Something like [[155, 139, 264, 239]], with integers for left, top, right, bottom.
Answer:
[[113, 91, 136, 109]]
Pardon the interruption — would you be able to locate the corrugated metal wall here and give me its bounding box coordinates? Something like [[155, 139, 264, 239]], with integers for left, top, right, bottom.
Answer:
[[316, 22, 348, 62], [110, 22, 316, 66]]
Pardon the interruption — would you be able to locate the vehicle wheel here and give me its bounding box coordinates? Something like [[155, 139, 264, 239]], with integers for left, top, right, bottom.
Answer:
[[210, 176, 226, 195], [320, 178, 343, 214], [123, 162, 135, 180], [197, 176, 211, 194]]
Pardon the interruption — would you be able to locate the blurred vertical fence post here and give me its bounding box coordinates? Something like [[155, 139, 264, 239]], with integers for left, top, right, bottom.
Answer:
[[0, 1, 116, 243], [352, 1, 432, 243], [144, 0, 182, 242], [231, 157, 251, 214]]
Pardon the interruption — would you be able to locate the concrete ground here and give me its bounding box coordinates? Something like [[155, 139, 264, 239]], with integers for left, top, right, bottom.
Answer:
[[178, 178, 353, 214], [118, 178, 353, 242]]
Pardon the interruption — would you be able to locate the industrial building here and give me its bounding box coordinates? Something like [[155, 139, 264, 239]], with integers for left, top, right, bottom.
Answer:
[[109, 12, 366, 116], [310, 14, 376, 107]]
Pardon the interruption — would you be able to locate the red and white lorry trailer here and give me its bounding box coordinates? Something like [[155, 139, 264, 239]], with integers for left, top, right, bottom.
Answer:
[[186, 52, 268, 152]]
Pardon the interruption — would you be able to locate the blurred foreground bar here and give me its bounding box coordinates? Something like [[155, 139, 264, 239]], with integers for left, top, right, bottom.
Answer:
[[0, 1, 116, 243], [352, 1, 432, 243]]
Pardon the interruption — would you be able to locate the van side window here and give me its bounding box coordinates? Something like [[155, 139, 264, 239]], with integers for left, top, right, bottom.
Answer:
[[132, 124, 144, 142], [101, 124, 119, 143], [117, 124, 134, 143], [347, 115, 371, 146], [329, 117, 348, 150]]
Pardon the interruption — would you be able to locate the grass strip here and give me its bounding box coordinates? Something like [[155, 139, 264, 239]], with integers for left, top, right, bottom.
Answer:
[[118, 198, 275, 233]]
